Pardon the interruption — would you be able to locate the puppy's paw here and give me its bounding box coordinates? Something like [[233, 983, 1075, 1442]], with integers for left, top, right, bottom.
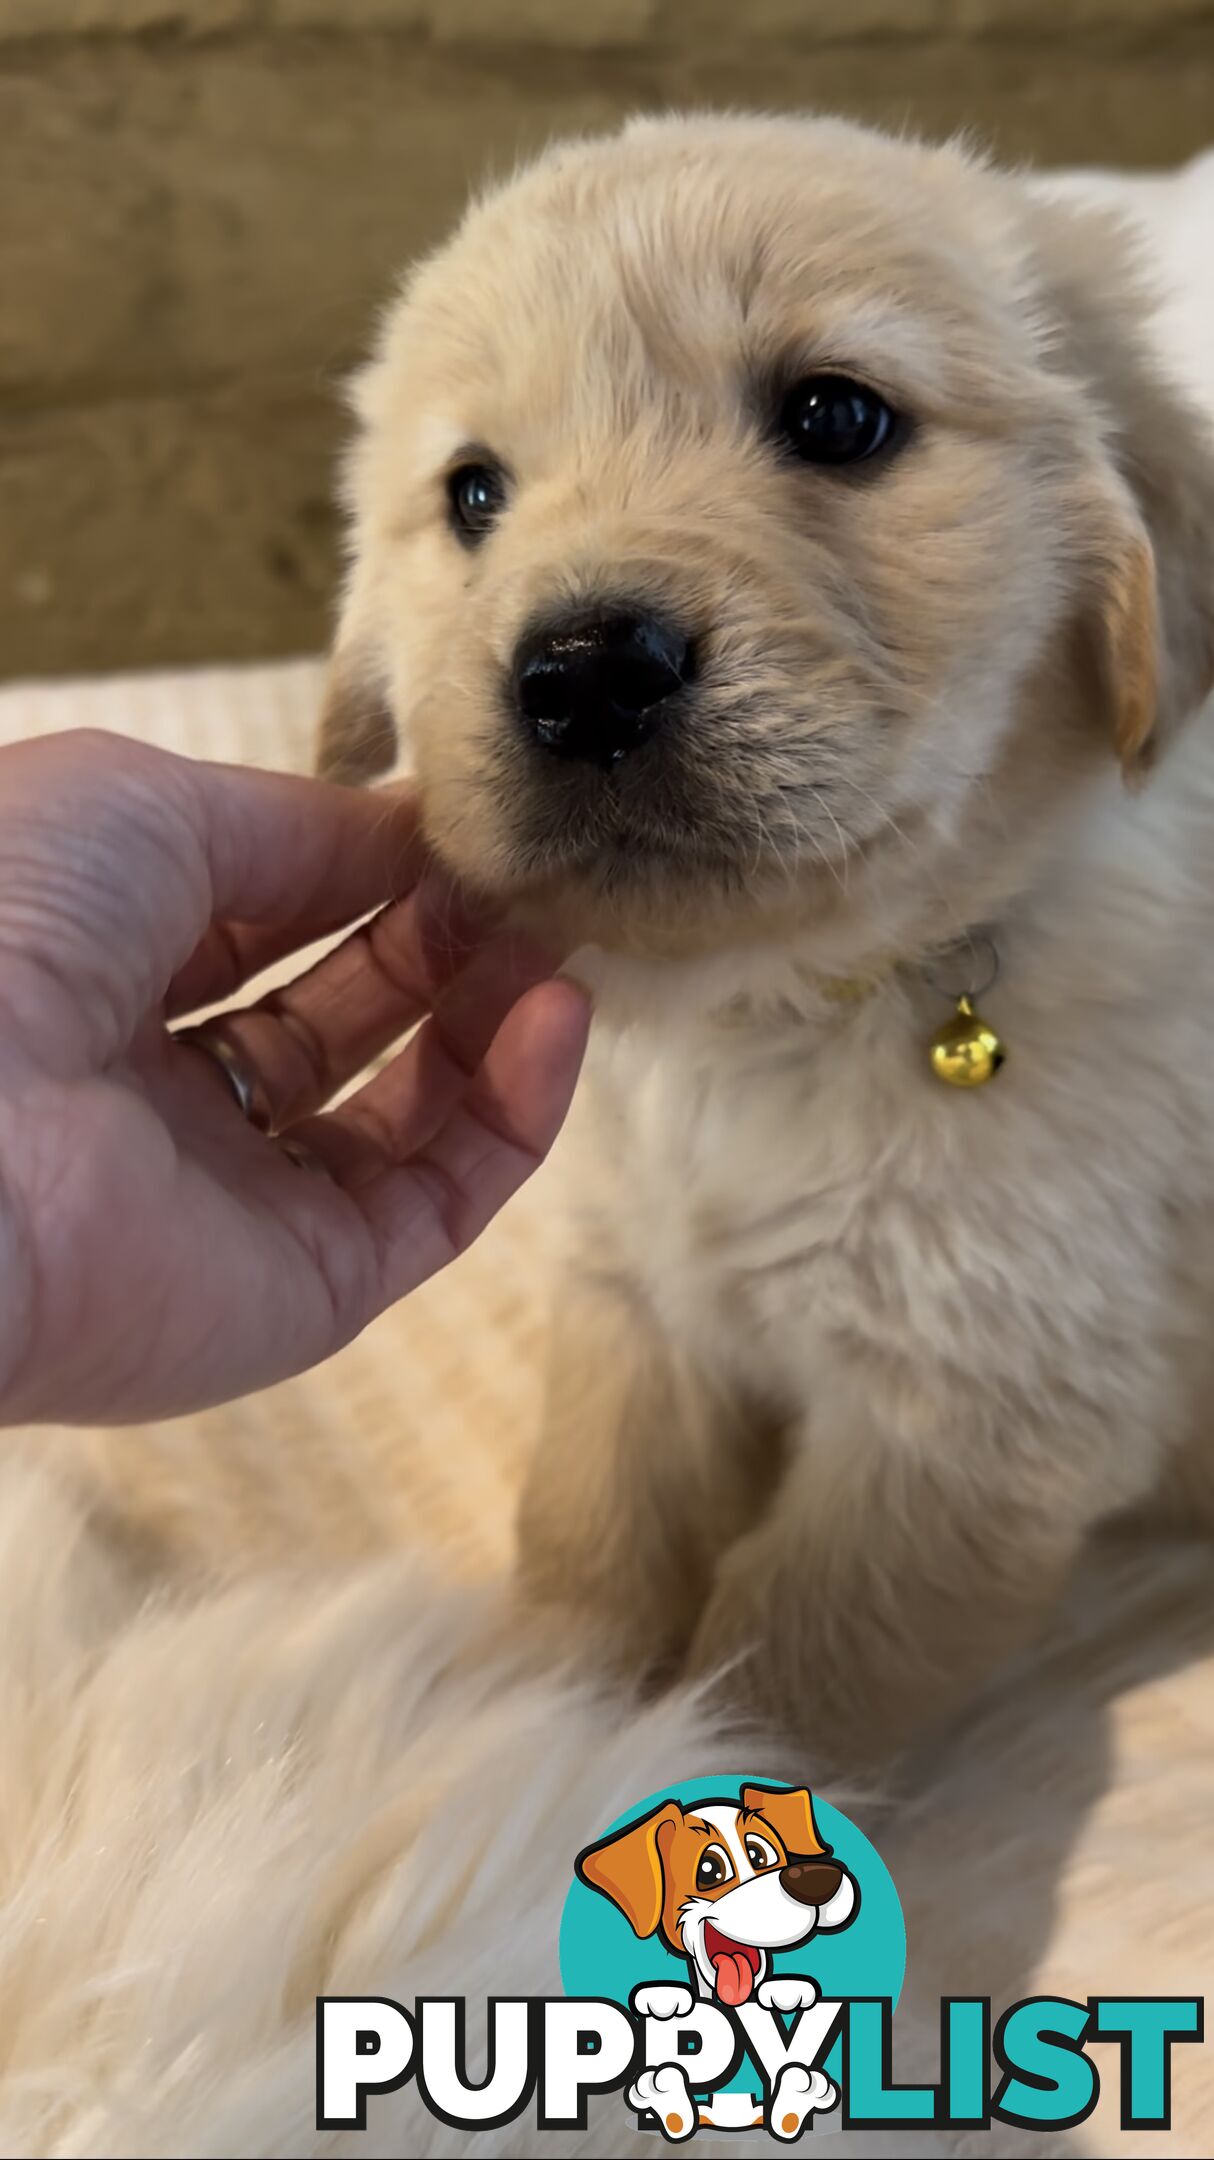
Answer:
[[629, 2064, 697, 2141], [757, 1974, 819, 2014], [768, 2064, 838, 2139], [633, 1982, 695, 2020]]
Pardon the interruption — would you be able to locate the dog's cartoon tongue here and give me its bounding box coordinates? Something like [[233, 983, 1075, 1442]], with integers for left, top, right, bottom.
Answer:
[[713, 1950, 755, 2005], [704, 1924, 761, 2006]]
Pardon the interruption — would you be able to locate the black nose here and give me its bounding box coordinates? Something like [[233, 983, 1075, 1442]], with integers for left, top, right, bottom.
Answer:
[[513, 608, 695, 770], [779, 1859, 844, 1907]]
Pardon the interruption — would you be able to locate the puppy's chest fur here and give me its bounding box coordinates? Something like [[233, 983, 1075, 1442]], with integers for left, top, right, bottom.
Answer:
[[578, 742, 1214, 1461]]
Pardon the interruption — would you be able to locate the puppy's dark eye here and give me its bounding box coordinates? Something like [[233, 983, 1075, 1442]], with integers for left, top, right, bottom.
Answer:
[[778, 374, 896, 466], [447, 461, 508, 543], [696, 1847, 731, 1891]]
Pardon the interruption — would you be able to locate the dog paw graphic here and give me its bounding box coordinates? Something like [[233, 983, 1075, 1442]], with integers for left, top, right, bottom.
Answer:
[[632, 1983, 696, 2020], [757, 1974, 819, 2014], [768, 2064, 838, 2140], [629, 2064, 697, 2141]]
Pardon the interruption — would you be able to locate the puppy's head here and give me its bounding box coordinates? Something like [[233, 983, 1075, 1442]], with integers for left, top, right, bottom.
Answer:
[[322, 115, 1214, 969], [576, 1784, 856, 2003]]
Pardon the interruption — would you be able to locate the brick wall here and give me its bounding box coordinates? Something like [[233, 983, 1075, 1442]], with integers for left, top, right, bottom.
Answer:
[[3, 0, 1212, 677]]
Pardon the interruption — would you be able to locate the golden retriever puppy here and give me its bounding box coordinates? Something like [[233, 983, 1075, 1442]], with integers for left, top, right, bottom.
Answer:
[[319, 114, 1214, 1769]]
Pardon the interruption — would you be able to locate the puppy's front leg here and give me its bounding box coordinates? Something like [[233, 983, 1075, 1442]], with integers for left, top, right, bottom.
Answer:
[[685, 1413, 1118, 1772], [518, 1273, 772, 1685]]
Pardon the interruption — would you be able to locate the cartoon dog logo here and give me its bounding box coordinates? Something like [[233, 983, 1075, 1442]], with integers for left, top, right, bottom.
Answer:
[[576, 1785, 858, 2136]]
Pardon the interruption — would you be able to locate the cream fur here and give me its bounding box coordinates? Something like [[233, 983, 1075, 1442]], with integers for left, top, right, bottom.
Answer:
[[0, 1452, 748, 2158], [3, 1448, 1211, 2155], [323, 114, 1214, 1769]]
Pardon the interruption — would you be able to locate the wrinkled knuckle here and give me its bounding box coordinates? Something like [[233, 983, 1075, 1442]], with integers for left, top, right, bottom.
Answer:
[[406, 1155, 470, 1259], [264, 997, 334, 1102], [365, 906, 424, 1003]]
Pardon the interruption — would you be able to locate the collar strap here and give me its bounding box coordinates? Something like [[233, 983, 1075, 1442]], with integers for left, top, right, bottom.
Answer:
[[814, 930, 999, 1010], [814, 970, 890, 1004]]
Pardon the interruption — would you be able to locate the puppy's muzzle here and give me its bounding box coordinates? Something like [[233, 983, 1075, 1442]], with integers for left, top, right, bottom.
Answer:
[[513, 605, 696, 772], [779, 1859, 844, 1906]]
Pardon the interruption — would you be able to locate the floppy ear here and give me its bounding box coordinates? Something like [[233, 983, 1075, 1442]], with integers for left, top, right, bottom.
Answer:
[[575, 1803, 681, 1938], [1109, 434, 1214, 779], [315, 634, 398, 784], [1027, 193, 1214, 779], [1082, 483, 1161, 781], [741, 1785, 828, 1861]]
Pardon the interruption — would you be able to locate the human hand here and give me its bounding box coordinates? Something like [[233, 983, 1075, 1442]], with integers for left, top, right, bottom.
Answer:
[[0, 730, 590, 1424]]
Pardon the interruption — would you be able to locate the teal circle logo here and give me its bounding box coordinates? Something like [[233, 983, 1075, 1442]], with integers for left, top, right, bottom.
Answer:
[[561, 1774, 903, 2005], [560, 1774, 903, 2111]]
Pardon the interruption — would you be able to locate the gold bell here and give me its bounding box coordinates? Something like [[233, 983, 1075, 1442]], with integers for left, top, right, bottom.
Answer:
[[928, 994, 1006, 1089]]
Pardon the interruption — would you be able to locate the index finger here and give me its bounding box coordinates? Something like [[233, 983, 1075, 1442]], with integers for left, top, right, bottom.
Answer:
[[186, 760, 426, 928], [167, 765, 429, 1011]]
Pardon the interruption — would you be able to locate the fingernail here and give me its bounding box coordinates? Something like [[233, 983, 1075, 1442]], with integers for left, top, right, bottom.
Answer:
[[278, 1137, 330, 1176]]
